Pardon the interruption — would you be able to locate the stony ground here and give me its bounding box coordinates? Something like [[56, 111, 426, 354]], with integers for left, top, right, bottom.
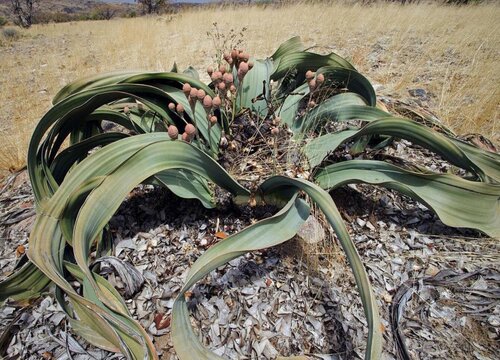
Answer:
[[1, 172, 498, 359]]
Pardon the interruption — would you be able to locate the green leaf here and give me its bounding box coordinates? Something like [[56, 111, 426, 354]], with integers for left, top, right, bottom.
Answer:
[[154, 169, 215, 209], [52, 71, 138, 104], [64, 136, 248, 311], [182, 66, 200, 81], [0, 259, 51, 304], [317, 66, 376, 106], [452, 138, 500, 183], [237, 58, 274, 117], [259, 176, 382, 360], [315, 160, 500, 237], [296, 93, 368, 135], [53, 71, 214, 105], [33, 136, 247, 356], [51, 132, 129, 183], [278, 82, 309, 128], [271, 36, 304, 61], [30, 84, 175, 201], [271, 51, 356, 82], [27, 135, 250, 359], [304, 129, 357, 168], [30, 83, 223, 203], [32, 133, 247, 290], [65, 261, 130, 316], [279, 70, 376, 135], [332, 105, 391, 121], [303, 117, 498, 182]]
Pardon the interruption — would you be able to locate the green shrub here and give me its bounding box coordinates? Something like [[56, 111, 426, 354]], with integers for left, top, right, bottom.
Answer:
[[2, 27, 20, 40], [0, 16, 7, 27]]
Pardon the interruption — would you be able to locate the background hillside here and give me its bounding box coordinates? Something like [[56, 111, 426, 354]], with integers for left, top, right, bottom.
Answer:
[[0, 0, 221, 22], [0, 0, 109, 16], [0, 0, 220, 16], [0, 0, 137, 20]]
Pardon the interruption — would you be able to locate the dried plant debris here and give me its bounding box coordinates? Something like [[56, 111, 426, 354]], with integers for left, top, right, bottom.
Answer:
[[95, 256, 145, 298], [391, 268, 499, 360], [0, 171, 34, 278], [1, 154, 499, 360]]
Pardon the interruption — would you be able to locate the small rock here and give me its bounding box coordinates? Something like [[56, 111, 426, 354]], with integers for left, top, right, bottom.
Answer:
[[425, 264, 440, 277], [488, 315, 500, 327], [297, 215, 325, 244], [356, 218, 366, 227], [365, 221, 376, 231], [408, 88, 430, 101]]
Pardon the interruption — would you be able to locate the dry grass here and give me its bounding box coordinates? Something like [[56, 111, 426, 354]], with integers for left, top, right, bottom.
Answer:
[[0, 2, 499, 175]]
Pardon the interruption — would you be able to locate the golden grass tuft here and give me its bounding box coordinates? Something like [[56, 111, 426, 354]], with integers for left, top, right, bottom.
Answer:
[[0, 2, 498, 173]]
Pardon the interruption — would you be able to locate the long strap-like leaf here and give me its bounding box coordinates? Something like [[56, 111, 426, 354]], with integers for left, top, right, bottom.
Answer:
[[53, 71, 215, 105], [30, 84, 222, 203], [295, 93, 368, 135], [315, 160, 500, 238], [259, 177, 383, 360], [304, 117, 498, 182], [70, 138, 248, 307], [0, 259, 51, 304], [27, 135, 249, 358]]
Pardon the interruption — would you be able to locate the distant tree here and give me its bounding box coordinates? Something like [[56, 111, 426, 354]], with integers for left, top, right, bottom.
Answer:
[[135, 0, 168, 15], [10, 0, 38, 28], [94, 5, 118, 20]]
